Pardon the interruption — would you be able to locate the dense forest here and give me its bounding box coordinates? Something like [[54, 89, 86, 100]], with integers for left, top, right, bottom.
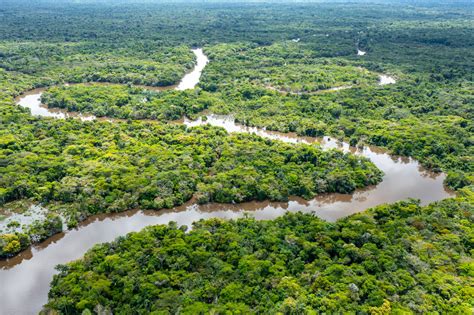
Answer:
[[40, 84, 220, 120], [45, 189, 473, 314], [1, 112, 382, 257], [0, 0, 472, 313], [198, 42, 472, 183]]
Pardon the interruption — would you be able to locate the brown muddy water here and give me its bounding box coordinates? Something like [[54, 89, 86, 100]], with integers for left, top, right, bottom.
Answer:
[[2, 48, 453, 315]]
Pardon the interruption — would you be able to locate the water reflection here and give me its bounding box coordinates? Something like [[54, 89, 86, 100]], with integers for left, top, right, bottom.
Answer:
[[2, 50, 455, 315]]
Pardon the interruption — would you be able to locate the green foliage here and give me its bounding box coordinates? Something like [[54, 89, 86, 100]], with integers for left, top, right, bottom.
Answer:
[[0, 232, 29, 258], [202, 42, 379, 93], [27, 214, 63, 244], [41, 84, 221, 120], [46, 193, 474, 313], [34, 38, 473, 187], [1, 116, 381, 210], [200, 42, 473, 182], [0, 5, 472, 314], [1, 112, 381, 249], [446, 171, 474, 190], [0, 42, 194, 87]]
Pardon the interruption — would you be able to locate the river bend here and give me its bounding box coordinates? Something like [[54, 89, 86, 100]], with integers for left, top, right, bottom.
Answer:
[[0, 48, 454, 315]]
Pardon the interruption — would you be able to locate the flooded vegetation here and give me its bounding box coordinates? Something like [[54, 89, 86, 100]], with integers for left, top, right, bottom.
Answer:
[[0, 114, 453, 313], [0, 0, 472, 313], [3, 45, 456, 313], [0, 205, 50, 234]]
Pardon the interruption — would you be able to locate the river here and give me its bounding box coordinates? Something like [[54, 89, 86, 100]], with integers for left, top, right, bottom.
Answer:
[[1, 48, 454, 315]]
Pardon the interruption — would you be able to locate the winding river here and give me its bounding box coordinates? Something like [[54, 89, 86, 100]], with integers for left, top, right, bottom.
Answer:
[[1, 48, 454, 315]]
